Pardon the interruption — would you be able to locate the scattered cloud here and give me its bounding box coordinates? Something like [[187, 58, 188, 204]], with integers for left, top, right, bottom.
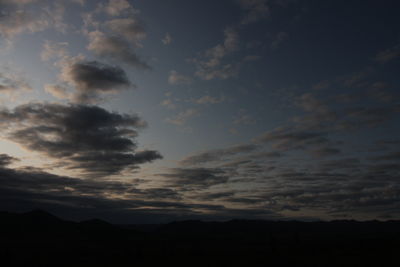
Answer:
[[375, 44, 400, 63], [104, 18, 146, 43], [192, 27, 240, 80], [168, 70, 192, 85], [0, 68, 32, 96], [237, 0, 270, 24], [44, 84, 71, 99], [0, 0, 39, 5], [71, 0, 86, 6], [166, 108, 199, 126], [243, 55, 261, 61], [161, 98, 177, 110], [162, 32, 172, 45], [43, 1, 68, 33], [194, 95, 225, 105], [270, 31, 289, 49], [97, 0, 136, 17], [87, 31, 150, 69], [0, 9, 48, 39], [41, 40, 69, 61], [233, 109, 257, 125]]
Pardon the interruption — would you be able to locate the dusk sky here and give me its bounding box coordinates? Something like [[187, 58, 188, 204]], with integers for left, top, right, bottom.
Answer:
[[0, 0, 399, 223]]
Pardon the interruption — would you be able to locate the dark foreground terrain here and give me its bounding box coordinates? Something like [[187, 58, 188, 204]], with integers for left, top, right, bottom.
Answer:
[[0, 210, 399, 267]]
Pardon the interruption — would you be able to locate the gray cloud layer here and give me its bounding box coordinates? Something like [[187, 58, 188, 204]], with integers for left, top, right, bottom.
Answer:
[[0, 103, 162, 177], [0, 153, 281, 223]]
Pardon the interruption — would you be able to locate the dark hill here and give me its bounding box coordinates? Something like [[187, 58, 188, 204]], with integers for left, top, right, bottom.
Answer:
[[0, 210, 399, 267]]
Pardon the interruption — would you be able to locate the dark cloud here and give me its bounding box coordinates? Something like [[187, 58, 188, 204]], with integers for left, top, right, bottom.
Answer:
[[310, 147, 341, 158], [317, 158, 362, 172], [0, 154, 17, 166], [343, 106, 399, 128], [159, 168, 229, 190], [61, 60, 132, 103], [129, 188, 182, 201], [0, 103, 162, 177], [0, 156, 284, 223], [251, 151, 282, 158], [256, 127, 328, 150], [180, 144, 258, 166], [372, 151, 400, 162]]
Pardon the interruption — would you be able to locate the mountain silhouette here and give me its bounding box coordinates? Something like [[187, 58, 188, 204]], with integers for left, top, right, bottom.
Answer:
[[0, 210, 399, 267]]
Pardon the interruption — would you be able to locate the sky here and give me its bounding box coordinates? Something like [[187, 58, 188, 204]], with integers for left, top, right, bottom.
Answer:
[[0, 0, 399, 223]]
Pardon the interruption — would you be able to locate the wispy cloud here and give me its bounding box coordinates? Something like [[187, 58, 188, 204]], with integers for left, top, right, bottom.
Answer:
[[162, 32, 172, 45], [168, 70, 192, 85], [166, 108, 199, 126]]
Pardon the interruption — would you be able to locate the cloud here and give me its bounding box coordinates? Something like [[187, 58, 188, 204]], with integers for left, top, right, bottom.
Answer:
[[194, 95, 225, 105], [99, 0, 135, 17], [44, 84, 70, 99], [159, 168, 229, 190], [233, 109, 256, 125], [162, 32, 172, 45], [0, 9, 48, 39], [105, 18, 146, 43], [168, 70, 192, 85], [343, 106, 399, 129], [166, 108, 198, 126], [87, 31, 150, 69], [0, 67, 32, 101], [160, 98, 176, 110], [195, 63, 240, 80], [0, 0, 38, 5], [372, 151, 400, 162], [1, 154, 284, 223], [237, 0, 270, 24], [0, 70, 32, 94], [292, 91, 399, 132], [192, 27, 240, 80], [312, 80, 330, 90], [256, 126, 328, 150], [41, 40, 69, 61], [243, 55, 261, 61], [375, 44, 400, 63], [42, 1, 68, 33], [270, 31, 289, 49], [71, 0, 86, 6], [0, 154, 18, 166], [60, 60, 132, 103], [191, 191, 236, 201], [296, 93, 330, 114], [0, 103, 162, 177], [310, 147, 341, 157], [180, 144, 258, 166]]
